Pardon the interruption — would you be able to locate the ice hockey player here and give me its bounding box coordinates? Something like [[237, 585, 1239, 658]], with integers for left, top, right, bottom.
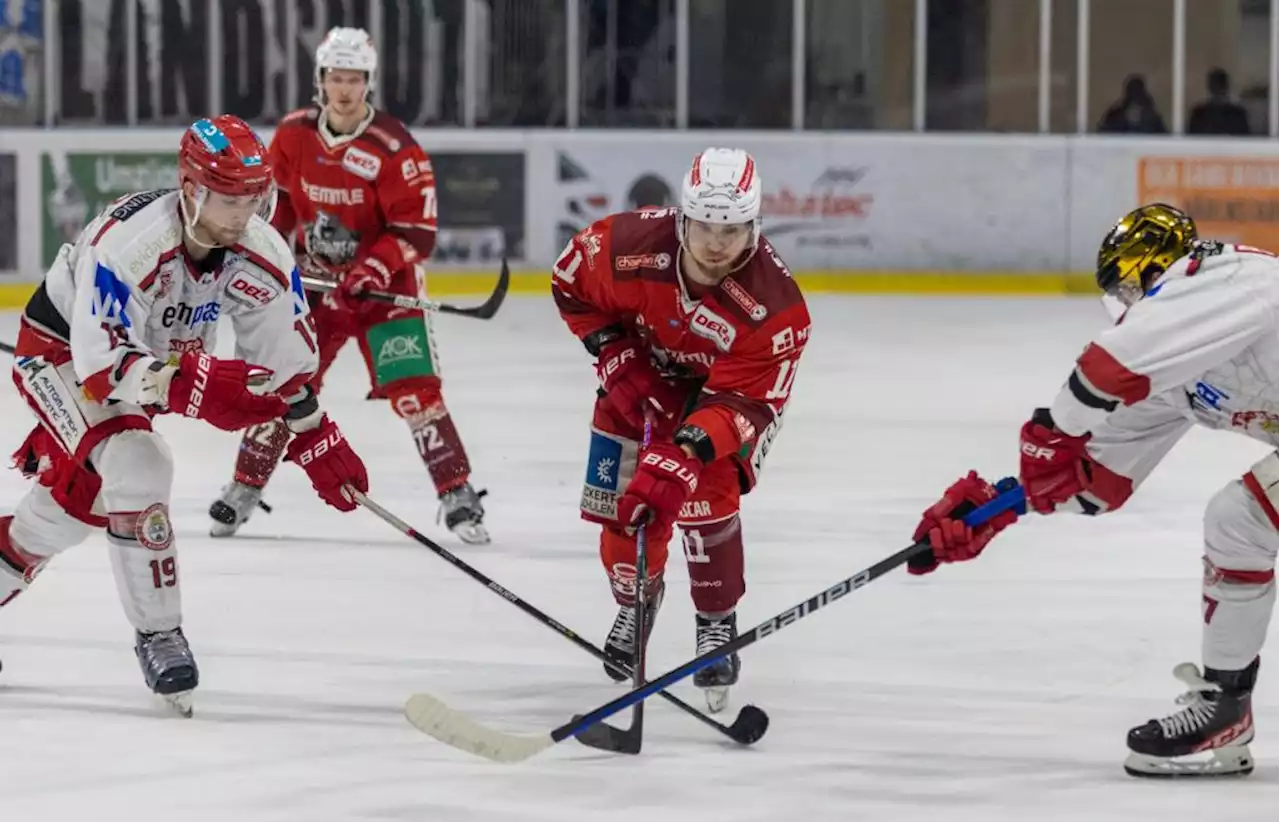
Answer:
[[910, 204, 1277, 777], [552, 148, 811, 712], [3, 115, 370, 715], [208, 26, 488, 544]]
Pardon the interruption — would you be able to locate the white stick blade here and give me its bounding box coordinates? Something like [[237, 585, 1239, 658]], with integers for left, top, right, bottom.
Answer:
[[404, 693, 555, 764]]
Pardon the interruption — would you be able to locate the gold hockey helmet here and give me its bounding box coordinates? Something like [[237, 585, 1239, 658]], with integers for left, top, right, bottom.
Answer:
[[1096, 203, 1198, 305]]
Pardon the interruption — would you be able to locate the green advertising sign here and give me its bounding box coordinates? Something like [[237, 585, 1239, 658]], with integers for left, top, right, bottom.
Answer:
[[41, 152, 180, 268]]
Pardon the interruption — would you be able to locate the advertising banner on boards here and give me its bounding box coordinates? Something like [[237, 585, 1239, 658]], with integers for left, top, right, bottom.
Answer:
[[430, 152, 526, 265], [38, 149, 526, 270], [549, 137, 1069, 271], [1137, 155, 1278, 252], [0, 153, 16, 271], [41, 151, 177, 268]]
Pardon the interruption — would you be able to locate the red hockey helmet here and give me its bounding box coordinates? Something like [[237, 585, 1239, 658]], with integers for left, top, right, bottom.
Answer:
[[178, 115, 273, 197]]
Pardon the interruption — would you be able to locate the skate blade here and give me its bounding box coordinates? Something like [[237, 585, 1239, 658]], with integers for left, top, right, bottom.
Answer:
[[452, 523, 491, 545], [1124, 745, 1253, 778], [160, 690, 194, 718], [704, 686, 730, 714]]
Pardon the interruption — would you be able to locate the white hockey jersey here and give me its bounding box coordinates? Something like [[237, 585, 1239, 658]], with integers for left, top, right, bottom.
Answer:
[[1047, 243, 1278, 513], [19, 190, 318, 406]]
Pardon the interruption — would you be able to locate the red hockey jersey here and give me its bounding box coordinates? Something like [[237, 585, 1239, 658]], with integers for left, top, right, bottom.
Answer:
[[552, 208, 811, 468], [269, 106, 437, 279]]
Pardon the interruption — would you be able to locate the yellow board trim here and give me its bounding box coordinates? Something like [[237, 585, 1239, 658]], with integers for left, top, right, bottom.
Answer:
[[0, 270, 1098, 308]]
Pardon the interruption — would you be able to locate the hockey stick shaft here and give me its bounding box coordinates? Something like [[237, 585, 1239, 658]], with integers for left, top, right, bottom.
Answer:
[[0, 340, 13, 355], [349, 490, 752, 742], [547, 480, 1028, 743], [300, 258, 509, 319]]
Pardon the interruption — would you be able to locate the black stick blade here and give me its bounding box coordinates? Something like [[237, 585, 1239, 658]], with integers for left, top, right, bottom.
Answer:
[[571, 714, 642, 754], [445, 258, 510, 319]]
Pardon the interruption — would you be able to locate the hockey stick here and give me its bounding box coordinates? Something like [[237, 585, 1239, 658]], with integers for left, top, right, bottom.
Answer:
[[403, 479, 1028, 763], [1, 260, 509, 354], [349, 490, 769, 747], [300, 258, 510, 320]]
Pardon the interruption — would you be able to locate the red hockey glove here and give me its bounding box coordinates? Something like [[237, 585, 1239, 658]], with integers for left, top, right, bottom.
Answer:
[[285, 415, 369, 512], [908, 471, 1018, 575], [596, 338, 686, 434], [166, 352, 288, 432], [1019, 409, 1091, 514], [616, 442, 702, 534], [334, 259, 393, 315]]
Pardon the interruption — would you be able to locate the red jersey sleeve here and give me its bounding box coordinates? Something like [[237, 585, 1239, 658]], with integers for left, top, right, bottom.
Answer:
[[550, 218, 626, 346], [363, 142, 437, 274], [267, 124, 298, 240], [684, 300, 811, 461]]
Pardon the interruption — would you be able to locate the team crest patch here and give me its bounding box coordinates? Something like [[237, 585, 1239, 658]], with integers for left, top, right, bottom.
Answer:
[[136, 503, 173, 551]]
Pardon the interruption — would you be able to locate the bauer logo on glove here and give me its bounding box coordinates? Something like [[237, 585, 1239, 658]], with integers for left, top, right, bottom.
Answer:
[[639, 450, 699, 493]]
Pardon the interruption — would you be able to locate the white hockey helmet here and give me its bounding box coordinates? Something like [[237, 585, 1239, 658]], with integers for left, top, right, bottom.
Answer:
[[314, 27, 378, 99], [677, 147, 763, 253]]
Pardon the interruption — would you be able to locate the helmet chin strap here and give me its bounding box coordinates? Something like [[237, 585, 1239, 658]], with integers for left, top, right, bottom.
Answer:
[[179, 187, 223, 250]]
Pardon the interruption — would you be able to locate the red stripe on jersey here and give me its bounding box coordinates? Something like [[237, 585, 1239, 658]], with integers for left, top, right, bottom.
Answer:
[[137, 247, 184, 293], [232, 246, 291, 289], [690, 153, 702, 186], [90, 218, 120, 246], [1243, 471, 1279, 529], [737, 156, 755, 192], [1076, 343, 1151, 406]]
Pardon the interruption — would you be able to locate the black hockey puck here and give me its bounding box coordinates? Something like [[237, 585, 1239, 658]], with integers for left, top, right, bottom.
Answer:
[[729, 704, 769, 744]]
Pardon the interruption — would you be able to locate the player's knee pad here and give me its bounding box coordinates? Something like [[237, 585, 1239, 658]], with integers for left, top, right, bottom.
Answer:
[[1, 492, 88, 606], [1202, 466, 1278, 671], [364, 312, 441, 390], [9, 483, 94, 563], [600, 525, 670, 605], [1204, 471, 1278, 572], [94, 430, 175, 515], [386, 375, 444, 421], [581, 426, 640, 526]]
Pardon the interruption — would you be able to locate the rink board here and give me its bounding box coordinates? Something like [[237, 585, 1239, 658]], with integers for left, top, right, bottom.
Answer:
[[0, 130, 1272, 288]]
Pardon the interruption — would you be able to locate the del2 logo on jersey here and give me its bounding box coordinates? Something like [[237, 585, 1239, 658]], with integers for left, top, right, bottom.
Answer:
[[342, 146, 382, 181], [690, 305, 736, 352]]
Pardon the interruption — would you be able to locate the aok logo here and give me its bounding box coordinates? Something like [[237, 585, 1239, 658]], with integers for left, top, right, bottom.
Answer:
[[378, 334, 423, 365]]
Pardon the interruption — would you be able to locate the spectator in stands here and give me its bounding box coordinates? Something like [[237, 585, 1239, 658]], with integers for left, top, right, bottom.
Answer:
[[1097, 75, 1168, 134], [1188, 68, 1252, 136]]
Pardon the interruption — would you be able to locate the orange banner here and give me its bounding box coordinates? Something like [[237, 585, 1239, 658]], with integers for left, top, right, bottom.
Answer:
[[1138, 156, 1278, 252]]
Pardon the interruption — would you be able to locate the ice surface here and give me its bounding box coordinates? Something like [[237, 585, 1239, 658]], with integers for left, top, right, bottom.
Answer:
[[0, 297, 1275, 822]]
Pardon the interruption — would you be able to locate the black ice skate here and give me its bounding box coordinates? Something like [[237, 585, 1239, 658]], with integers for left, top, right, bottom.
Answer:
[[438, 483, 490, 545], [208, 482, 265, 538], [135, 628, 199, 717], [1125, 658, 1257, 778], [693, 612, 740, 713], [602, 582, 665, 682]]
